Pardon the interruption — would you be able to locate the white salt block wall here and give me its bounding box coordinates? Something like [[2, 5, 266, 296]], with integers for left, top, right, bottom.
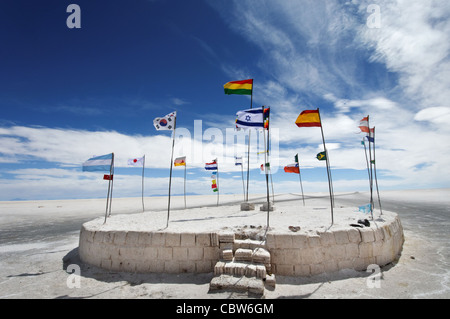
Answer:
[[79, 215, 404, 276]]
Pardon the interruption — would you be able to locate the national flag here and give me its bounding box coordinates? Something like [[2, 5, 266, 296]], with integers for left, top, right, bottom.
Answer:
[[366, 127, 375, 143], [235, 108, 264, 130], [358, 116, 370, 133], [211, 171, 217, 179], [316, 151, 327, 161], [128, 157, 144, 166], [235, 156, 242, 166], [263, 107, 270, 129], [224, 79, 253, 95], [211, 183, 218, 189], [260, 163, 270, 171], [153, 111, 176, 130], [174, 156, 186, 166], [82, 153, 113, 172], [294, 154, 299, 163], [295, 110, 321, 127], [205, 160, 218, 170], [103, 174, 113, 180], [284, 163, 300, 174]]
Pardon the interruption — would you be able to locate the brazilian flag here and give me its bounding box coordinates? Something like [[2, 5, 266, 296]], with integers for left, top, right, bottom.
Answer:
[[316, 151, 327, 161]]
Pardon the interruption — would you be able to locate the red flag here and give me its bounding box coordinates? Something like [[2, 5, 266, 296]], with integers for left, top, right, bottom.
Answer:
[[359, 116, 370, 133], [103, 174, 113, 180]]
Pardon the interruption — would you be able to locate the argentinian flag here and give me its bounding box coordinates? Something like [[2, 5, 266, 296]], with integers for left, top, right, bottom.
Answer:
[[82, 153, 113, 172]]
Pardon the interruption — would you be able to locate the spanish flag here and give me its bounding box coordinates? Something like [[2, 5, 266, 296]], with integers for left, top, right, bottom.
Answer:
[[174, 156, 186, 166], [295, 109, 321, 127], [224, 79, 253, 95]]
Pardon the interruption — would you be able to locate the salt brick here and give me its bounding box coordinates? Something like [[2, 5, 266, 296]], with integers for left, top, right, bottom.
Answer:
[[203, 247, 219, 260], [173, 247, 188, 261], [265, 233, 276, 249], [308, 235, 321, 247], [347, 228, 362, 243], [196, 233, 211, 246], [165, 232, 181, 247], [113, 231, 127, 245], [152, 232, 165, 246], [196, 260, 212, 273], [291, 234, 308, 248], [334, 230, 350, 245], [360, 228, 375, 243], [218, 232, 235, 243], [158, 247, 173, 260], [188, 247, 203, 260], [345, 243, 359, 259], [318, 231, 336, 246], [234, 248, 253, 261], [275, 234, 293, 248], [164, 261, 180, 273], [138, 232, 152, 245], [179, 261, 196, 273], [126, 231, 140, 246], [180, 233, 196, 246], [143, 246, 158, 259]]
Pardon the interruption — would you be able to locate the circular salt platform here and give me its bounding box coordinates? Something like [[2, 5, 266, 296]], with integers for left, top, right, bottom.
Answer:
[[79, 200, 404, 277]]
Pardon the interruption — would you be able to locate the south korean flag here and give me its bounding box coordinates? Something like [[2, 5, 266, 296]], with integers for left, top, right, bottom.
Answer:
[[153, 111, 176, 130]]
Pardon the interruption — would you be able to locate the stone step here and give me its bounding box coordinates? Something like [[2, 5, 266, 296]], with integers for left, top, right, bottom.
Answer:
[[234, 238, 266, 250], [214, 260, 267, 279], [209, 274, 265, 296]]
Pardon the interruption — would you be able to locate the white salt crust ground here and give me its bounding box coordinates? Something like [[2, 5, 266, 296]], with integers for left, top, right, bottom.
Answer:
[[85, 193, 394, 236]]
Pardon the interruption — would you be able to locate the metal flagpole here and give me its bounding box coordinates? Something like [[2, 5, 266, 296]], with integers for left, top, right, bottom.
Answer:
[[104, 153, 114, 224], [372, 127, 383, 216], [263, 121, 270, 228], [296, 154, 305, 206], [216, 158, 219, 206], [142, 155, 145, 212], [367, 116, 374, 220], [184, 160, 187, 209], [241, 161, 245, 202], [245, 79, 254, 202], [166, 116, 177, 228], [317, 109, 334, 225], [108, 153, 114, 217]]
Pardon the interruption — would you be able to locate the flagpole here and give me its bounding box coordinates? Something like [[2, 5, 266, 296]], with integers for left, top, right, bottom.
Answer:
[[372, 127, 383, 216], [367, 115, 374, 220], [184, 161, 187, 209], [317, 109, 334, 225], [296, 154, 305, 206], [262, 107, 270, 228], [104, 153, 114, 224], [240, 159, 245, 202], [108, 153, 114, 217], [167, 116, 177, 228], [142, 155, 145, 212], [245, 79, 254, 202], [216, 158, 219, 207]]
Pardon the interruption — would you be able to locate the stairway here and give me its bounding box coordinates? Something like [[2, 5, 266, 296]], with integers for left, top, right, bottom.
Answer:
[[209, 233, 275, 297]]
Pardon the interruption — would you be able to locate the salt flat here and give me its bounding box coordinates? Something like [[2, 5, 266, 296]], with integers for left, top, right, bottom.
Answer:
[[0, 189, 449, 299]]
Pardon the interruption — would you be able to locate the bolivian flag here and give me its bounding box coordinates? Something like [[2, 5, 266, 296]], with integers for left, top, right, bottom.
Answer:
[[224, 79, 253, 95], [295, 110, 321, 127]]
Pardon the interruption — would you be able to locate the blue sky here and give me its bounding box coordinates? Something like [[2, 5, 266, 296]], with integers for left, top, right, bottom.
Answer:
[[1, 0, 449, 200]]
